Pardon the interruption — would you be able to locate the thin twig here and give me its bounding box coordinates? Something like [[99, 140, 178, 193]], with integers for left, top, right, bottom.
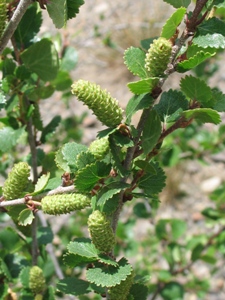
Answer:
[[31, 212, 39, 265], [0, 0, 33, 54]]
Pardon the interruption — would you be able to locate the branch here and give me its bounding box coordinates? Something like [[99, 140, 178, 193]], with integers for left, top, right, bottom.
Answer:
[[0, 0, 33, 54], [0, 185, 76, 207]]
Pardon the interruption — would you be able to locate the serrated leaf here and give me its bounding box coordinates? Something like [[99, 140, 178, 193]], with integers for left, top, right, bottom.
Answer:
[[141, 110, 162, 155], [76, 151, 96, 170], [163, 0, 191, 8], [134, 160, 157, 174], [47, 0, 66, 29], [57, 278, 91, 296], [86, 257, 132, 287], [180, 75, 212, 106], [124, 47, 149, 79], [0, 126, 25, 152], [40, 115, 61, 143], [127, 78, 159, 95], [18, 209, 34, 226], [55, 147, 70, 172], [138, 162, 166, 195], [109, 135, 128, 177], [75, 162, 111, 192], [67, 238, 98, 258], [96, 182, 129, 212], [177, 51, 215, 72], [212, 88, 225, 112], [111, 131, 134, 147], [31, 173, 50, 195], [182, 108, 221, 124], [61, 142, 87, 172], [154, 89, 188, 122], [98, 254, 118, 266], [126, 93, 154, 124], [130, 283, 148, 300], [193, 17, 225, 49], [67, 0, 85, 19], [21, 39, 59, 81], [63, 253, 96, 267], [140, 37, 156, 51], [14, 4, 42, 49], [161, 7, 186, 39]]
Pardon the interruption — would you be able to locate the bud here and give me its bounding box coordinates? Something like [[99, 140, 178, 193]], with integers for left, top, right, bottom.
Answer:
[[89, 136, 109, 160], [108, 270, 134, 300], [3, 162, 30, 200], [71, 80, 123, 127], [0, 0, 7, 38], [88, 210, 115, 253], [145, 37, 172, 77], [29, 266, 45, 294], [41, 193, 90, 215]]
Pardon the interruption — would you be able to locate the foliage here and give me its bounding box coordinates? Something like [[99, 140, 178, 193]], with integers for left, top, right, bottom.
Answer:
[[1, 0, 225, 299]]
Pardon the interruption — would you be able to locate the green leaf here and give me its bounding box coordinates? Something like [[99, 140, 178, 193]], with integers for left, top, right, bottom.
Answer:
[[180, 75, 212, 106], [96, 182, 129, 212], [0, 127, 25, 152], [212, 88, 225, 112], [74, 162, 111, 192], [47, 0, 84, 28], [130, 283, 148, 300], [67, 0, 85, 20], [31, 173, 50, 195], [133, 202, 151, 219], [125, 93, 154, 124], [61, 46, 78, 71], [134, 160, 157, 174], [63, 253, 96, 267], [140, 37, 156, 51], [181, 108, 221, 124], [141, 110, 162, 154], [63, 142, 88, 172], [57, 278, 91, 296], [52, 70, 73, 91], [160, 281, 184, 300], [177, 51, 215, 72], [170, 219, 186, 240], [193, 17, 225, 49], [109, 136, 128, 177], [25, 85, 55, 101], [21, 39, 59, 81], [55, 147, 70, 172], [86, 257, 133, 288], [154, 89, 188, 122], [67, 238, 99, 258], [161, 7, 186, 39], [40, 115, 61, 143], [18, 209, 34, 226], [138, 162, 166, 196], [191, 243, 205, 261], [124, 47, 149, 79], [47, 0, 66, 29], [76, 151, 96, 170], [98, 254, 118, 266], [111, 131, 134, 147], [37, 226, 54, 245], [127, 78, 159, 95], [201, 207, 221, 220], [163, 0, 191, 8], [14, 4, 42, 49]]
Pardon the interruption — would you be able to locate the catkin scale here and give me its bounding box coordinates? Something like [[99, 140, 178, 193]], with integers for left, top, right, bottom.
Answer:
[[29, 266, 46, 295], [108, 270, 134, 300], [88, 210, 115, 253], [71, 80, 123, 127], [89, 136, 109, 160], [145, 37, 172, 77], [2, 162, 31, 200], [0, 0, 7, 38], [41, 193, 90, 215]]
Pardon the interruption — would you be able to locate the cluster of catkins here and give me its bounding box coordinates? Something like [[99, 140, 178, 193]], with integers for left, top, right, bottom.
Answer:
[[2, 36, 172, 299]]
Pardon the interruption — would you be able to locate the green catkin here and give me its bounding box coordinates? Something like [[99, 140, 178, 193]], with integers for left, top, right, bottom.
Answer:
[[145, 37, 172, 77], [3, 162, 31, 200], [89, 136, 109, 160], [29, 266, 46, 295], [71, 80, 123, 127], [41, 193, 91, 215], [0, 0, 7, 39], [87, 210, 115, 253], [108, 270, 134, 300]]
